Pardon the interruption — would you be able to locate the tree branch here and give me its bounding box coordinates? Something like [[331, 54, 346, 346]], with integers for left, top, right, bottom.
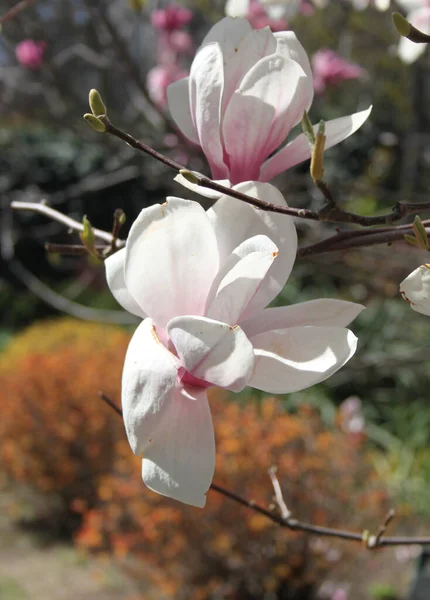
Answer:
[[100, 116, 430, 227], [0, 0, 36, 25], [11, 200, 125, 247], [98, 392, 430, 549]]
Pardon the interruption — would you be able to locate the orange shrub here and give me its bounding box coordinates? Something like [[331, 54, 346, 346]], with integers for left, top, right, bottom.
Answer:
[[0, 318, 131, 529], [77, 394, 388, 600]]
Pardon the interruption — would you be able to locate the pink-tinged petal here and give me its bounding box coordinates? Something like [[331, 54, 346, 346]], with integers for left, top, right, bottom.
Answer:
[[173, 172, 230, 199], [249, 326, 358, 393], [240, 299, 365, 337], [221, 27, 277, 114], [105, 248, 146, 318], [124, 198, 219, 328], [142, 386, 215, 507], [201, 16, 252, 61], [225, 0, 250, 16], [167, 77, 199, 145], [189, 43, 229, 179], [122, 318, 178, 455], [222, 55, 308, 183], [275, 31, 314, 112], [207, 235, 278, 324], [167, 315, 254, 392], [207, 182, 297, 317], [259, 105, 372, 182]]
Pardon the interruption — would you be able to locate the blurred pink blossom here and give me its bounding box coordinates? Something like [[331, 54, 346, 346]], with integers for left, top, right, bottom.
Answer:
[[15, 39, 46, 69], [246, 0, 289, 31], [147, 64, 188, 108], [312, 49, 365, 93], [151, 5, 193, 31], [166, 30, 194, 54]]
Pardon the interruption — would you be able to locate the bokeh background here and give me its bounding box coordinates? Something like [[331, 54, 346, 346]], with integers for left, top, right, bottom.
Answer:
[[1, 1, 430, 599]]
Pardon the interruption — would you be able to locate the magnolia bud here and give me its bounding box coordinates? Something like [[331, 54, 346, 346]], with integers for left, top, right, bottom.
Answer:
[[399, 264, 430, 316]]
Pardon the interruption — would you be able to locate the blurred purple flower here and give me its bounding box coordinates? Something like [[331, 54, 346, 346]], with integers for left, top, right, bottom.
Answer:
[[312, 49, 365, 94], [15, 39, 46, 69], [151, 5, 193, 31]]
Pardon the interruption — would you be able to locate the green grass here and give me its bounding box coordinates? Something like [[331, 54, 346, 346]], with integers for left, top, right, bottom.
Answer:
[[0, 576, 29, 600]]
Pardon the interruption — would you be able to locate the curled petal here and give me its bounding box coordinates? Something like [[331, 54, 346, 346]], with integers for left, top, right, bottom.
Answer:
[[105, 248, 146, 318], [190, 43, 229, 179], [201, 16, 252, 62], [240, 299, 365, 337], [207, 182, 297, 317], [275, 31, 314, 113], [173, 173, 230, 199], [142, 386, 215, 508], [124, 198, 219, 328], [249, 326, 358, 393], [206, 234, 278, 324], [259, 106, 372, 182], [167, 315, 254, 392], [122, 319, 178, 455]]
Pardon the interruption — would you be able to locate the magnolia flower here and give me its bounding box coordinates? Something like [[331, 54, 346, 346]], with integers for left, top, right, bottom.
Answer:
[[15, 39, 46, 69], [167, 18, 371, 196], [400, 264, 430, 315], [147, 64, 189, 109], [397, 1, 430, 63], [312, 49, 365, 94], [246, 0, 289, 31], [105, 182, 363, 507], [151, 5, 193, 31]]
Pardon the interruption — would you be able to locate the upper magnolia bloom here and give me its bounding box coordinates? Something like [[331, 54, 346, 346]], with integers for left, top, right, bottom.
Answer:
[[312, 49, 365, 94], [105, 182, 363, 507], [226, 0, 313, 19], [167, 18, 371, 191], [400, 264, 430, 315], [397, 1, 430, 63]]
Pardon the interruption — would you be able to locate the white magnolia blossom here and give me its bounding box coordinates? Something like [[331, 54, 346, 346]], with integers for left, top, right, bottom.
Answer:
[[167, 17, 371, 198], [226, 0, 302, 19], [400, 264, 430, 315], [105, 182, 364, 507]]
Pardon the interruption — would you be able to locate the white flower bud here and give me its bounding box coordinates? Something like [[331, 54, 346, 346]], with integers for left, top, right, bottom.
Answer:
[[400, 264, 430, 316]]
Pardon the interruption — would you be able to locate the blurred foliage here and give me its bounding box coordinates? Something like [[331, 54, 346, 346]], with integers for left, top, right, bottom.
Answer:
[[0, 318, 130, 533], [77, 394, 387, 600]]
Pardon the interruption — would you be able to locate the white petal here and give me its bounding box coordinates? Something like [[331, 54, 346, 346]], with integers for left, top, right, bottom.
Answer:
[[167, 315, 254, 392], [122, 318, 178, 455], [222, 55, 308, 182], [173, 173, 230, 200], [221, 28, 277, 115], [249, 326, 358, 393], [207, 181, 297, 317], [105, 248, 146, 318], [400, 264, 430, 316], [275, 31, 314, 113], [207, 235, 278, 324], [259, 106, 372, 182], [240, 299, 365, 337], [190, 43, 229, 179], [167, 78, 199, 145], [124, 198, 219, 328], [201, 17, 252, 62], [142, 386, 215, 508], [225, 0, 250, 16]]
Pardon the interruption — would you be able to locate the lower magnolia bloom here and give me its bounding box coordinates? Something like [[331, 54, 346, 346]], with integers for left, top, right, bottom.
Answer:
[[400, 264, 430, 315], [105, 182, 364, 507]]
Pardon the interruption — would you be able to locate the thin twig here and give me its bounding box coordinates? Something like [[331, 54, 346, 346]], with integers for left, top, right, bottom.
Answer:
[[11, 200, 125, 247], [0, 0, 36, 25], [268, 466, 291, 520], [98, 392, 430, 548], [100, 116, 430, 227]]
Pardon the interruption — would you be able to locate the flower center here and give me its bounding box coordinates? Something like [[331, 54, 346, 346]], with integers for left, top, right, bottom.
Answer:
[[179, 368, 212, 389]]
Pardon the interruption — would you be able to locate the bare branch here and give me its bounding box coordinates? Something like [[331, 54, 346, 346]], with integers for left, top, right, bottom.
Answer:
[[0, 0, 36, 25], [98, 392, 430, 548], [11, 200, 125, 247]]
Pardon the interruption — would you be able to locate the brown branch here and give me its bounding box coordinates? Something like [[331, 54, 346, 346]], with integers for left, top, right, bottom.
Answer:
[[0, 0, 36, 25], [298, 220, 430, 257], [98, 392, 430, 548], [100, 116, 430, 227]]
